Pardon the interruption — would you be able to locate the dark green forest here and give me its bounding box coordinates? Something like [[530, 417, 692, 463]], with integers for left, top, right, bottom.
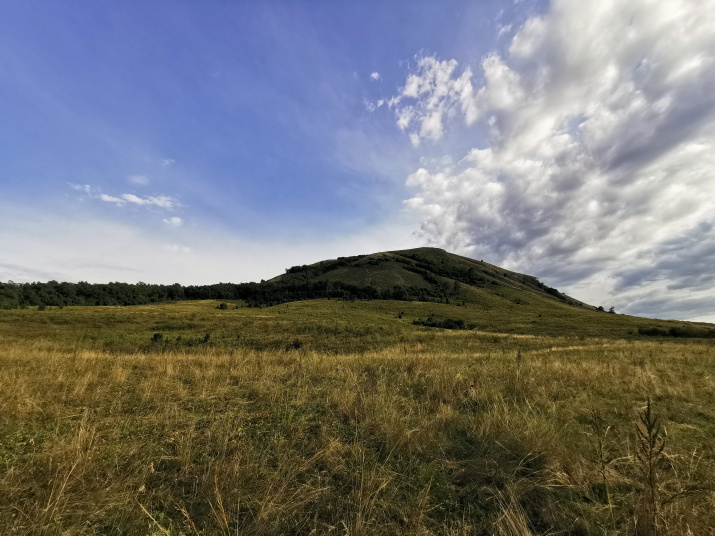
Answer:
[[0, 278, 447, 309]]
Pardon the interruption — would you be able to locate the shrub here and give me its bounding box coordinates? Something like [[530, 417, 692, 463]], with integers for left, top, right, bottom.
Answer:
[[412, 316, 473, 330], [285, 338, 303, 351]]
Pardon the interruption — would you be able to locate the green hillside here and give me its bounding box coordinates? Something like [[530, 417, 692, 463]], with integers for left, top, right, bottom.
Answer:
[[273, 247, 589, 306], [263, 247, 714, 341]]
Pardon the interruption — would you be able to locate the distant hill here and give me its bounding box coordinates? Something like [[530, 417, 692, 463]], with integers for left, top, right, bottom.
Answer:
[[271, 246, 592, 309]]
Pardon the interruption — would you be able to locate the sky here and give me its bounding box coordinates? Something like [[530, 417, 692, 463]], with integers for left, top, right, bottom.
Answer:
[[1, 0, 714, 322]]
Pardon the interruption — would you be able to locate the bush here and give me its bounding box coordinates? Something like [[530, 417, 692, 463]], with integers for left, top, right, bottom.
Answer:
[[638, 326, 715, 338], [413, 316, 473, 330], [285, 338, 303, 351]]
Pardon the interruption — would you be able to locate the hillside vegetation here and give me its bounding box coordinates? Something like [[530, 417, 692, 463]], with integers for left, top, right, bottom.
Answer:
[[1, 298, 714, 535]]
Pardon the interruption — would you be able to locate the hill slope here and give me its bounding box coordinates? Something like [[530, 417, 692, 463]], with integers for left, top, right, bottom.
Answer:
[[272, 246, 591, 308]]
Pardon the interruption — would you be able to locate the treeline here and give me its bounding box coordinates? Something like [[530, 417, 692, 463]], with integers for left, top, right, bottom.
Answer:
[[0, 281, 187, 308], [0, 278, 458, 309], [638, 326, 715, 339]]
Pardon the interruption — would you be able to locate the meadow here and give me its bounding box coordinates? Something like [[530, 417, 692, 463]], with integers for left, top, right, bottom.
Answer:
[[1, 300, 713, 535]]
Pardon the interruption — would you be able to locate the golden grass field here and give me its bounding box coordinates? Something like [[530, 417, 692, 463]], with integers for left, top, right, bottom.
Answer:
[[1, 300, 713, 535]]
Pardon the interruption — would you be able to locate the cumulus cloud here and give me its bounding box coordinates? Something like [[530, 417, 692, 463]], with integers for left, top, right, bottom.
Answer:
[[391, 0, 715, 320], [370, 72, 381, 80], [389, 57, 475, 142], [163, 216, 183, 227]]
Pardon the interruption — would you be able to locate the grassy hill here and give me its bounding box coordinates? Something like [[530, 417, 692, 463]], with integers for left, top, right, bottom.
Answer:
[[266, 247, 714, 341], [272, 247, 589, 307]]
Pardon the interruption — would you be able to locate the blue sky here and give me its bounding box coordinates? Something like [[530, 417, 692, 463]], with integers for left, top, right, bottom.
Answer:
[[2, 0, 715, 321], [1, 1, 518, 235]]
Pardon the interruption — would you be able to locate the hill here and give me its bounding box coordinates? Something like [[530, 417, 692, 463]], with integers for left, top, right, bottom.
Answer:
[[272, 246, 591, 308]]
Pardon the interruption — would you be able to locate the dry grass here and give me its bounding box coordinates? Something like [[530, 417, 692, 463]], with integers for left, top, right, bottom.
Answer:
[[1, 303, 714, 535]]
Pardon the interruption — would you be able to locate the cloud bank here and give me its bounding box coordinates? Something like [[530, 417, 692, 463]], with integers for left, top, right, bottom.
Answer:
[[389, 0, 715, 320]]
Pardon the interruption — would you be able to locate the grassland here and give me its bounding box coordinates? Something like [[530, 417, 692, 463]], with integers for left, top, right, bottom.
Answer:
[[1, 300, 714, 535]]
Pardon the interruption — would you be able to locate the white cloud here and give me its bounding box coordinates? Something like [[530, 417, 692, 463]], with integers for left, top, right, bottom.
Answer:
[[162, 158, 176, 167], [100, 192, 176, 208], [389, 57, 475, 140], [100, 193, 125, 204], [391, 0, 715, 320], [370, 72, 381, 80], [122, 193, 175, 208], [68, 183, 93, 194], [163, 216, 183, 227], [497, 23, 513, 38], [365, 98, 386, 113], [127, 174, 150, 185]]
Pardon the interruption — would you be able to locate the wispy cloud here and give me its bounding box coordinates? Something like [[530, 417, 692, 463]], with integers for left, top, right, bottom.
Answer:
[[497, 23, 513, 38], [363, 99, 385, 113], [127, 174, 150, 185], [69, 183, 177, 209], [390, 0, 715, 319], [100, 192, 176, 208], [68, 183, 93, 194], [163, 216, 183, 227], [100, 194, 125, 204]]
